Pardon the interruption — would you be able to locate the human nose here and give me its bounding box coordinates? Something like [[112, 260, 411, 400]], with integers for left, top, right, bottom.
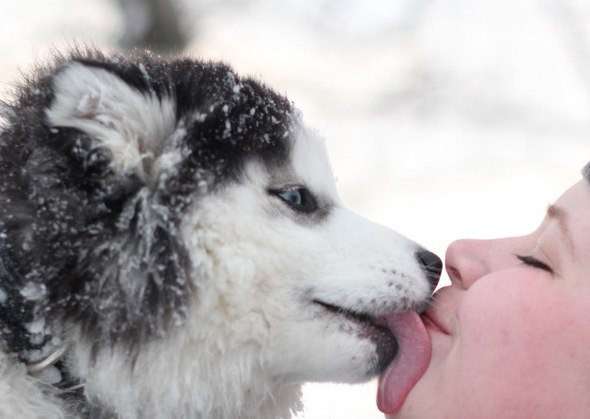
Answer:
[[444, 239, 490, 289]]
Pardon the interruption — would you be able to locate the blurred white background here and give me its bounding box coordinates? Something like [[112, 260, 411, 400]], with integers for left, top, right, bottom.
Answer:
[[0, 0, 588, 417]]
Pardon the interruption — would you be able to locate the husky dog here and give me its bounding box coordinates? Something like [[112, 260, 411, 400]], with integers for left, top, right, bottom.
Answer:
[[0, 50, 441, 419]]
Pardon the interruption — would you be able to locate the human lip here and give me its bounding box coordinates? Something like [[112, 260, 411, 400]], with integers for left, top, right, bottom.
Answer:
[[422, 310, 451, 335]]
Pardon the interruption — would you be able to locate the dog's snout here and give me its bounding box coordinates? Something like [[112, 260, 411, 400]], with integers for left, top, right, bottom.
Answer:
[[416, 249, 442, 290]]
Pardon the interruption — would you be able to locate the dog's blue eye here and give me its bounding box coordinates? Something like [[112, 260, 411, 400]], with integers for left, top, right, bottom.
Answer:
[[271, 186, 319, 214], [280, 190, 303, 206]]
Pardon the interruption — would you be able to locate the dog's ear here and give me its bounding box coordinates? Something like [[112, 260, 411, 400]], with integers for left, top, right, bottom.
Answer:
[[36, 60, 194, 352], [46, 61, 176, 182]]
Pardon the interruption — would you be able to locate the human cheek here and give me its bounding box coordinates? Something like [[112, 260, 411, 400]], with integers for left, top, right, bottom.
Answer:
[[398, 270, 555, 419], [456, 271, 555, 385]]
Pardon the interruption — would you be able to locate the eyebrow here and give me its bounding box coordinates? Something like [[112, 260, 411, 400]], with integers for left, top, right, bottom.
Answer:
[[546, 204, 574, 255]]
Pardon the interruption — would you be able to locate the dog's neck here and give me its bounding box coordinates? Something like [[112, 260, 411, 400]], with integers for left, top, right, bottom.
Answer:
[[66, 328, 304, 419], [0, 327, 303, 419]]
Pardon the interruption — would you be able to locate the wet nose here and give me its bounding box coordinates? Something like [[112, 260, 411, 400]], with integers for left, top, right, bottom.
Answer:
[[415, 249, 442, 291]]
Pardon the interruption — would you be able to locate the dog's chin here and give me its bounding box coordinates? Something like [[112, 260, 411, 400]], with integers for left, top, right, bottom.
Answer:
[[313, 300, 399, 378]]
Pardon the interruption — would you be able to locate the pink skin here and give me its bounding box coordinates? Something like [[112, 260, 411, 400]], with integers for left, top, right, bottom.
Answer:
[[388, 180, 590, 419]]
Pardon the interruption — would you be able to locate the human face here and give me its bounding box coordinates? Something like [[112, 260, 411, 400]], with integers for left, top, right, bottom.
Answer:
[[389, 180, 590, 419]]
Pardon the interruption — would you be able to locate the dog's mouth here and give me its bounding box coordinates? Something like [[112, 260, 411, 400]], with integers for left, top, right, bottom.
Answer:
[[313, 299, 382, 328], [312, 299, 398, 374]]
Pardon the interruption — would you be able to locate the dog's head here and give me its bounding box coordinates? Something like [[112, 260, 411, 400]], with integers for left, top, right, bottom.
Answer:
[[0, 50, 439, 414], [187, 130, 440, 384]]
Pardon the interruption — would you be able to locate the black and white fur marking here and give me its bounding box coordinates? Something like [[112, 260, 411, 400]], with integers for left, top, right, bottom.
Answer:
[[0, 49, 438, 419]]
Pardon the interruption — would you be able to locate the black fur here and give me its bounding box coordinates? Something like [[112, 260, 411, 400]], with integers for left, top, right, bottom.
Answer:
[[0, 49, 295, 359]]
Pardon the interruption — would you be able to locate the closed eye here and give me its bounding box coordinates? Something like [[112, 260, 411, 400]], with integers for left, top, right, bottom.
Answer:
[[515, 254, 553, 273]]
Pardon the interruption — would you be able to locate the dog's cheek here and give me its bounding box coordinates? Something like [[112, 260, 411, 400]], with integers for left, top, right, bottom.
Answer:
[[264, 317, 380, 383]]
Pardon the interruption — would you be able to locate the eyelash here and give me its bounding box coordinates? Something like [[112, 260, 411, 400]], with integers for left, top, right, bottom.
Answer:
[[515, 254, 554, 273]]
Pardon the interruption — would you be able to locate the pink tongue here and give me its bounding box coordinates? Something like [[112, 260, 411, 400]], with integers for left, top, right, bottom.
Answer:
[[377, 312, 431, 415]]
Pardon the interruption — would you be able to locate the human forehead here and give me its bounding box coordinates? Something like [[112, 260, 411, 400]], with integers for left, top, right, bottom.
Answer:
[[551, 181, 590, 228], [545, 180, 590, 262]]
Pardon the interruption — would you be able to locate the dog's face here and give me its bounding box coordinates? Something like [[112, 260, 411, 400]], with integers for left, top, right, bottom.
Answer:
[[0, 51, 439, 412], [182, 123, 435, 384]]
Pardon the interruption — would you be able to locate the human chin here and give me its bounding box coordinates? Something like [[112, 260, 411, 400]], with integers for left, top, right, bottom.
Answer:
[[386, 288, 456, 418], [388, 326, 451, 417], [378, 289, 450, 418]]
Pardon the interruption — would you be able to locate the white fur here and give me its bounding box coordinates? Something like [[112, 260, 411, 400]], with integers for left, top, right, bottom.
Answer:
[[0, 351, 75, 419], [46, 63, 177, 181]]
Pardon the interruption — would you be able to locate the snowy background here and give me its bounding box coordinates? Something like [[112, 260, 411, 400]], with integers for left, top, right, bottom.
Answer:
[[0, 0, 588, 417]]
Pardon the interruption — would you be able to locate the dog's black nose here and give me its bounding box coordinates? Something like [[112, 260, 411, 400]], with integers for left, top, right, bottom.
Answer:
[[416, 249, 442, 291]]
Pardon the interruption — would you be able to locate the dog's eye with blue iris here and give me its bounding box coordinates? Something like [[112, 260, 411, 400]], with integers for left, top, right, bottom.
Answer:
[[270, 186, 319, 214]]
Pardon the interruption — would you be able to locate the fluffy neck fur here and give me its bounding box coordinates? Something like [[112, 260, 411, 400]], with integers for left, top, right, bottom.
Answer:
[[0, 350, 75, 419], [0, 339, 303, 419], [67, 328, 303, 419]]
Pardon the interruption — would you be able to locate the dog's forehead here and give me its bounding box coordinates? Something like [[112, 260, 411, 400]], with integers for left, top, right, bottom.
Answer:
[[288, 124, 338, 198]]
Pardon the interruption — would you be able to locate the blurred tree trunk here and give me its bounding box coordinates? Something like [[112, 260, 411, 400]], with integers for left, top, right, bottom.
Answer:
[[116, 0, 190, 54]]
